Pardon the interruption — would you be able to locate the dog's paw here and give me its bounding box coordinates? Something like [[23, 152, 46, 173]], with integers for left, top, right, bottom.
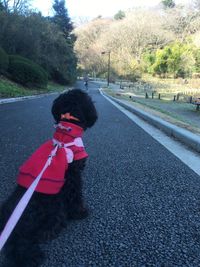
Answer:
[[39, 231, 59, 243], [67, 207, 89, 220]]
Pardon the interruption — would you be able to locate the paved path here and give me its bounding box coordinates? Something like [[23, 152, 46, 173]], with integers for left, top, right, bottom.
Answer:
[[1, 82, 200, 266]]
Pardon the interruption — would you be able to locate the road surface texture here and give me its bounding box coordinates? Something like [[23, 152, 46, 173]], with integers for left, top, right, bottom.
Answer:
[[1, 82, 200, 267]]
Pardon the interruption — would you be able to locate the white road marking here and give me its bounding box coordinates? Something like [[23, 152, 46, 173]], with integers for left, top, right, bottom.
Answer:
[[101, 91, 200, 176]]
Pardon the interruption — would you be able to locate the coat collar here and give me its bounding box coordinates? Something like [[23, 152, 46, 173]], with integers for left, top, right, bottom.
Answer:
[[55, 121, 84, 138]]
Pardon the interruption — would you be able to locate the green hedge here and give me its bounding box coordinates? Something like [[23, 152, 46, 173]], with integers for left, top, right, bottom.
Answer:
[[0, 47, 9, 74], [9, 55, 48, 78], [8, 55, 48, 88], [51, 69, 70, 85]]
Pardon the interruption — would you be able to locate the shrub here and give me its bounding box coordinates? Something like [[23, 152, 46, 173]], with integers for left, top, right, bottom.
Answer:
[[0, 47, 9, 74], [51, 69, 70, 85], [9, 55, 48, 81], [8, 55, 48, 88]]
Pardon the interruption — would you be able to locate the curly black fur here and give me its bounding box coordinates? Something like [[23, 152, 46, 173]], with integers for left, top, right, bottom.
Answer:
[[52, 89, 97, 129], [0, 89, 98, 267]]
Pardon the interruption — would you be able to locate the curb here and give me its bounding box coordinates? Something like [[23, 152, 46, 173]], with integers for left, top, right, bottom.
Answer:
[[100, 89, 200, 153], [0, 92, 58, 105]]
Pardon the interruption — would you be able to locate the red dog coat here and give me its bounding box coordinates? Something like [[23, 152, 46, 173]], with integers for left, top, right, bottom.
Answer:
[[17, 122, 88, 194]]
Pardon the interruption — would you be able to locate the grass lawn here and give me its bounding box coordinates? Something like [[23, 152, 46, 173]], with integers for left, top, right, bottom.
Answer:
[[104, 74, 200, 134], [104, 88, 200, 136], [0, 76, 70, 98], [118, 74, 200, 101]]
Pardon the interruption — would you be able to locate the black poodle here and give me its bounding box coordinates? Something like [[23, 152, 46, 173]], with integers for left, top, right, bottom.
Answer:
[[0, 89, 98, 267]]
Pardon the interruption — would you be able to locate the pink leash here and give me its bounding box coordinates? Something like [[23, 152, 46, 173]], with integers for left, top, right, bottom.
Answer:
[[0, 144, 59, 251], [0, 137, 84, 251]]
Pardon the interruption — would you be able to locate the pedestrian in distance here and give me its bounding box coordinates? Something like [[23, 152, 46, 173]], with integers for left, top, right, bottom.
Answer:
[[83, 74, 89, 90], [84, 80, 88, 90]]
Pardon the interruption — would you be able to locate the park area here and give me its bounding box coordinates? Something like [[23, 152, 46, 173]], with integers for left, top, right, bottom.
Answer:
[[1, 0, 200, 266], [103, 75, 200, 135]]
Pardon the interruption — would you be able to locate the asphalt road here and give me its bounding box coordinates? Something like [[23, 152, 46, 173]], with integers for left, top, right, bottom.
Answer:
[[1, 81, 200, 267]]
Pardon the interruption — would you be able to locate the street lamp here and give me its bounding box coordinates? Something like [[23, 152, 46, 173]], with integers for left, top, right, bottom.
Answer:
[[101, 51, 111, 87]]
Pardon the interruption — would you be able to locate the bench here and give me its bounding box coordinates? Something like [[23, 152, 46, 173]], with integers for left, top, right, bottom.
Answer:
[[192, 97, 200, 110]]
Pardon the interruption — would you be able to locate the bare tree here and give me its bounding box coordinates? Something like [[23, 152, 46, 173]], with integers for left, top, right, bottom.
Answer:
[[74, 18, 111, 74], [2, 0, 32, 13], [163, 5, 200, 41], [101, 9, 174, 61]]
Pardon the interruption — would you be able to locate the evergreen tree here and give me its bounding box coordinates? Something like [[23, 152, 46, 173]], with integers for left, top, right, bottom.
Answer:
[[51, 0, 77, 83], [161, 0, 175, 8], [52, 0, 73, 39], [0, 1, 5, 11], [114, 10, 125, 20], [151, 42, 195, 78], [152, 47, 171, 77]]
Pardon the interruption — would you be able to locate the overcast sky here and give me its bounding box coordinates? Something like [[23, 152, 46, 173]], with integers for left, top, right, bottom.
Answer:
[[32, 0, 191, 20]]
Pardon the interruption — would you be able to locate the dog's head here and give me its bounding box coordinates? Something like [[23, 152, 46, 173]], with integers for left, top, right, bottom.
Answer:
[[51, 89, 98, 129]]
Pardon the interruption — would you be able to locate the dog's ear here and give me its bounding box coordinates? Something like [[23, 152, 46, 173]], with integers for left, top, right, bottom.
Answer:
[[83, 99, 98, 128], [72, 89, 98, 128], [51, 93, 77, 122], [51, 94, 63, 123]]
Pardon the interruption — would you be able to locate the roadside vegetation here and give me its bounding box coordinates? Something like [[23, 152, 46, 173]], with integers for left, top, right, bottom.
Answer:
[[103, 86, 200, 135], [0, 0, 76, 98], [75, 0, 200, 98], [114, 75, 200, 101], [0, 76, 68, 98], [75, 0, 200, 133], [75, 0, 200, 82]]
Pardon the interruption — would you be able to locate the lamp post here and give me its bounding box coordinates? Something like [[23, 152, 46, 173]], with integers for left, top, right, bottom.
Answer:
[[101, 51, 111, 87]]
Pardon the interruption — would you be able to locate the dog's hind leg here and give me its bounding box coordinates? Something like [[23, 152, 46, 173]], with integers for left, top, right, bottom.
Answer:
[[0, 187, 45, 267], [63, 159, 89, 220], [2, 235, 45, 267]]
